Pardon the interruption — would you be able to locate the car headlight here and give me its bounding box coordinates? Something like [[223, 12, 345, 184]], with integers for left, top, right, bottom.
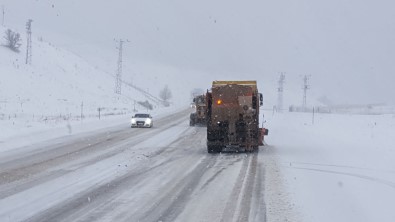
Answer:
[[131, 119, 136, 124], [145, 119, 152, 124]]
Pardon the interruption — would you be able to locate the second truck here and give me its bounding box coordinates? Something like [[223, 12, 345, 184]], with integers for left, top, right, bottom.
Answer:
[[206, 81, 268, 153], [190, 94, 207, 126]]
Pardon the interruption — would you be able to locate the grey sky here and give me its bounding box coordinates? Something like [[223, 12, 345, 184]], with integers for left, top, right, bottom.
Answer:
[[3, 0, 395, 105]]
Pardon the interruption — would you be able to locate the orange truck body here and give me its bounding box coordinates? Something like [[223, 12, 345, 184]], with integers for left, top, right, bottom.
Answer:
[[206, 81, 267, 153]]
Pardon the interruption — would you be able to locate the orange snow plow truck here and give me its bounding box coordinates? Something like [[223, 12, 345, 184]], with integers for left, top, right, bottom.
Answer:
[[206, 81, 268, 153]]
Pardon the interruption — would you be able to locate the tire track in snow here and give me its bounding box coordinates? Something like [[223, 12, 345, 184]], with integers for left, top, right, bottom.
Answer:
[[220, 152, 263, 222], [288, 166, 395, 189], [236, 153, 259, 222], [135, 155, 218, 222], [25, 122, 204, 222], [199, 156, 243, 192], [288, 161, 395, 174]]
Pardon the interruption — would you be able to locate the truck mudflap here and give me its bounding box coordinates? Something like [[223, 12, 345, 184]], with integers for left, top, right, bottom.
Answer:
[[259, 128, 269, 145]]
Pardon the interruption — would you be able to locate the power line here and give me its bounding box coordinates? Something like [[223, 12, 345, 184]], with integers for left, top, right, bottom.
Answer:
[[25, 19, 33, 65], [277, 72, 285, 112]]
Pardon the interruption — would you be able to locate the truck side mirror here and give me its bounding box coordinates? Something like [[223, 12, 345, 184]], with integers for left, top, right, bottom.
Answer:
[[259, 93, 263, 106], [193, 98, 196, 102]]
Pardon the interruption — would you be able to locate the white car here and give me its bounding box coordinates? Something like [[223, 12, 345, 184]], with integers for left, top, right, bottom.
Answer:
[[130, 113, 153, 128]]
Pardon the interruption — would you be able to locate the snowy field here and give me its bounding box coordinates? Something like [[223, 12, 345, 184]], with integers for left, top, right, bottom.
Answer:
[[266, 111, 395, 222]]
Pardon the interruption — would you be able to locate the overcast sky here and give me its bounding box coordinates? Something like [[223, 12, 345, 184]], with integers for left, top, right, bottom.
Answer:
[[2, 0, 395, 105]]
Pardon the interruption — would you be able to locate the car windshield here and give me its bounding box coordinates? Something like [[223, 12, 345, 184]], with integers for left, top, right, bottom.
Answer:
[[2, 1, 395, 222], [134, 114, 150, 118]]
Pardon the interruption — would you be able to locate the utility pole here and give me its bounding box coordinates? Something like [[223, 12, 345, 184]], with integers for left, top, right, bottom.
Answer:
[[98, 107, 101, 120], [312, 107, 315, 124], [115, 39, 124, 95], [80, 101, 84, 122], [302, 75, 311, 111], [277, 72, 285, 112], [25, 19, 33, 65]]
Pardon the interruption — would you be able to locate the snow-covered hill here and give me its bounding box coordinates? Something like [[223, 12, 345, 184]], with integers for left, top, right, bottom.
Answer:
[[0, 25, 161, 115], [0, 25, 175, 139]]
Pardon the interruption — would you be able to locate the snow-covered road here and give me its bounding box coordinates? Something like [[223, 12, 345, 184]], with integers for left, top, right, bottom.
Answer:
[[0, 109, 289, 222], [3, 109, 393, 222]]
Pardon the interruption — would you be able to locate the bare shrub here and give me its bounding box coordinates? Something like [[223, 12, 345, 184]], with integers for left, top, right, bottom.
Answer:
[[3, 29, 22, 52]]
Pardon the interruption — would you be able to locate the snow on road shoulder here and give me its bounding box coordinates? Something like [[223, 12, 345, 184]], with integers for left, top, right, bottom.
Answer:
[[260, 145, 303, 222], [265, 112, 395, 222]]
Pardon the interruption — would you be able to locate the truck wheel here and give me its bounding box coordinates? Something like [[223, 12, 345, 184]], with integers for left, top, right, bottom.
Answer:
[[207, 145, 221, 153], [254, 147, 259, 152], [245, 145, 256, 153], [190, 113, 196, 126]]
